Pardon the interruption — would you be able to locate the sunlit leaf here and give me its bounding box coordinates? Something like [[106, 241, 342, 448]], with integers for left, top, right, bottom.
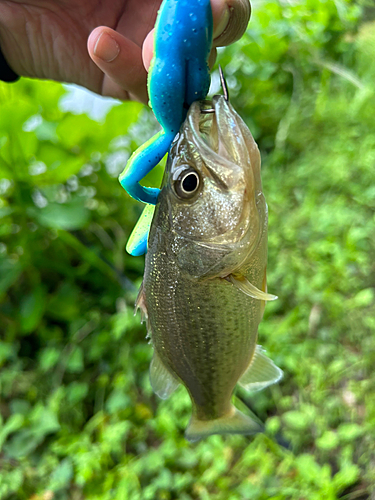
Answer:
[[33, 198, 90, 230]]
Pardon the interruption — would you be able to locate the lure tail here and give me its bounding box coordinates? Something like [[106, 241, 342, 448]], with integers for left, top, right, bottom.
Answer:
[[185, 406, 262, 442], [119, 130, 175, 204], [126, 204, 156, 256]]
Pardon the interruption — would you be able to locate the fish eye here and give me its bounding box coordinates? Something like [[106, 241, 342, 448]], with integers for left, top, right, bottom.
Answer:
[[174, 168, 201, 199]]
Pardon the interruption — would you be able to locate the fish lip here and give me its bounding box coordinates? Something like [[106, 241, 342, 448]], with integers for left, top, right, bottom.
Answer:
[[186, 96, 244, 191]]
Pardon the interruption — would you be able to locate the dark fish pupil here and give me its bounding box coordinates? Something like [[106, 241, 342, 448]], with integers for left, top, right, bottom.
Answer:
[[182, 173, 198, 192]]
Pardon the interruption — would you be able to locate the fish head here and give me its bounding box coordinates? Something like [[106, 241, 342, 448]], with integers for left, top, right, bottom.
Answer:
[[158, 95, 267, 278]]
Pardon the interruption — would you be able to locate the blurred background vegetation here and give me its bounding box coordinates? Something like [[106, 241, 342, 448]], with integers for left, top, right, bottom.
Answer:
[[1, 0, 374, 498]]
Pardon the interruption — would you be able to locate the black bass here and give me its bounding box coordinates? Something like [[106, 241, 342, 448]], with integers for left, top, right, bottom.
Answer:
[[136, 94, 282, 441]]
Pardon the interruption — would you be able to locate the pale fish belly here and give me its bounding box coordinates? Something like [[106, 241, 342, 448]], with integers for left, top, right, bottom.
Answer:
[[143, 254, 263, 420]]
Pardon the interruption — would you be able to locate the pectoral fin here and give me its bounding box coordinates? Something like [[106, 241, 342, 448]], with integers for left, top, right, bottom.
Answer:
[[150, 350, 180, 400], [229, 274, 278, 301], [260, 269, 267, 319], [135, 282, 151, 338], [239, 345, 283, 392], [126, 204, 156, 256]]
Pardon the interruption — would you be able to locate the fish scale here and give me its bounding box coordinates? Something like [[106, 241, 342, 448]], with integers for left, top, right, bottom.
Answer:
[[145, 252, 260, 419]]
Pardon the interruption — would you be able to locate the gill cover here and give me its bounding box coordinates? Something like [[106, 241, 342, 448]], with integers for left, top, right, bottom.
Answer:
[[164, 95, 266, 279]]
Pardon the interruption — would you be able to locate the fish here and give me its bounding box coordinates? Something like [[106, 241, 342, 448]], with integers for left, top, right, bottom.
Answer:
[[136, 93, 282, 441]]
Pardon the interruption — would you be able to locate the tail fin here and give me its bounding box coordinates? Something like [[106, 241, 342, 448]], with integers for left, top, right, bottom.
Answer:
[[185, 407, 262, 442]]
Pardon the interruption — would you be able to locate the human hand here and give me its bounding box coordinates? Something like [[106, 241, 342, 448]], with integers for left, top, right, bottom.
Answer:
[[0, 0, 250, 103]]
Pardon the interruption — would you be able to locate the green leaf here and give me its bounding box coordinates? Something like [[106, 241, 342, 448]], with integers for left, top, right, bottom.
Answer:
[[106, 389, 131, 414], [30, 405, 61, 436], [19, 285, 46, 333], [295, 454, 323, 483], [47, 282, 80, 321], [57, 114, 102, 149], [67, 382, 89, 404], [0, 414, 24, 450], [0, 207, 13, 218], [316, 430, 339, 450], [48, 458, 74, 491], [0, 341, 15, 366], [39, 347, 61, 372], [3, 407, 60, 459], [333, 464, 360, 491], [0, 258, 22, 297], [4, 430, 44, 459], [351, 288, 374, 308], [66, 346, 84, 373], [0, 100, 39, 133], [338, 423, 364, 442], [33, 198, 90, 230], [29, 149, 83, 185], [282, 411, 311, 431]]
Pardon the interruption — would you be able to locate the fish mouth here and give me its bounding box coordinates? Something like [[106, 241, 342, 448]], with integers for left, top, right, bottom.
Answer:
[[185, 95, 262, 196]]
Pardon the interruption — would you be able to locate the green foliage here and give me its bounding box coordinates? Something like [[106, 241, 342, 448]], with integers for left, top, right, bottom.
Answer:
[[1, 0, 374, 498]]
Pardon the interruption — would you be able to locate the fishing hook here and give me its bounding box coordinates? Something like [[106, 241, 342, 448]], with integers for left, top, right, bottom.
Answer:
[[201, 65, 230, 114], [219, 64, 230, 101]]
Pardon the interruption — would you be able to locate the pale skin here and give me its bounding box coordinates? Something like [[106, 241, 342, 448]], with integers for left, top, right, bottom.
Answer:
[[0, 0, 250, 103]]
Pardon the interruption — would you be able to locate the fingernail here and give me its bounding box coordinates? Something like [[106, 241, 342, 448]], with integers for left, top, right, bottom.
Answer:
[[94, 32, 120, 62], [213, 0, 251, 47], [213, 5, 231, 40]]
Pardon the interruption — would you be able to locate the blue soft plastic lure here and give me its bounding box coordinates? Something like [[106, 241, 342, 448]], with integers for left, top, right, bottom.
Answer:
[[120, 0, 213, 256]]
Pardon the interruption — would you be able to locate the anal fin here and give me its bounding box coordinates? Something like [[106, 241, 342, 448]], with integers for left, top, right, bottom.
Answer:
[[150, 350, 180, 400], [185, 406, 262, 442], [239, 345, 283, 392]]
